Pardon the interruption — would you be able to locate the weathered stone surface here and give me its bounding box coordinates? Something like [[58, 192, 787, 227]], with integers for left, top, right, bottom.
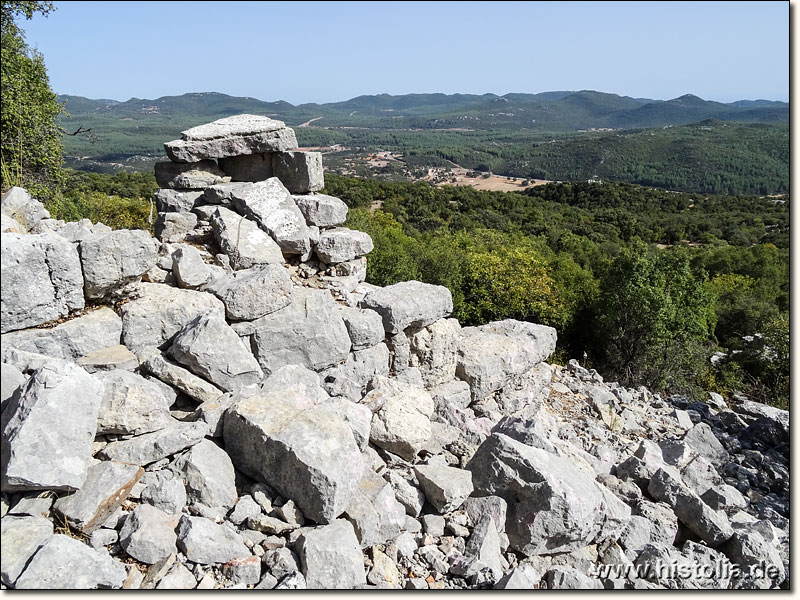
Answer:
[[385, 471, 425, 517], [172, 439, 237, 510], [172, 245, 214, 289], [222, 555, 261, 586], [365, 377, 434, 461], [463, 496, 508, 534], [176, 515, 250, 565], [319, 343, 390, 402], [119, 282, 225, 349], [1, 307, 121, 361], [169, 312, 262, 391], [468, 433, 629, 556], [323, 397, 373, 450], [224, 365, 363, 524], [77, 344, 139, 373], [701, 484, 747, 514], [154, 160, 228, 189], [361, 281, 453, 334], [155, 211, 198, 243], [409, 318, 461, 387], [156, 563, 196, 589], [272, 151, 324, 193], [337, 305, 385, 350], [118, 504, 179, 564], [682, 422, 729, 470], [1, 232, 84, 333], [95, 369, 172, 435], [724, 529, 785, 588], [1, 187, 49, 232], [297, 519, 366, 589], [0, 363, 25, 411], [414, 464, 473, 513], [465, 515, 504, 575], [140, 471, 187, 515], [245, 287, 351, 375], [633, 500, 679, 547], [315, 227, 373, 264], [210, 206, 284, 269], [154, 188, 205, 213], [222, 179, 311, 254], [456, 319, 557, 401], [53, 460, 142, 533], [165, 115, 297, 162], [14, 534, 127, 589], [494, 564, 541, 589], [98, 420, 207, 466], [218, 152, 273, 182], [648, 467, 733, 546], [208, 263, 293, 321], [343, 470, 405, 547], [79, 229, 158, 299], [1, 212, 25, 233], [0, 515, 54, 586], [139, 348, 224, 403], [546, 565, 603, 589], [1, 361, 103, 492], [293, 193, 348, 227]]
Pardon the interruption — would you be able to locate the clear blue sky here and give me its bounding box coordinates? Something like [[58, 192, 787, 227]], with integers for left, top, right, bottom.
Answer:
[[21, 1, 788, 104]]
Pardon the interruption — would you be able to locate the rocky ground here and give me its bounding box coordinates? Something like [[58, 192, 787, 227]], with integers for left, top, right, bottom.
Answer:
[[0, 115, 789, 590]]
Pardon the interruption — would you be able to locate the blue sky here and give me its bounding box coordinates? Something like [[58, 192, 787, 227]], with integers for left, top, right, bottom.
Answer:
[[21, 1, 788, 104]]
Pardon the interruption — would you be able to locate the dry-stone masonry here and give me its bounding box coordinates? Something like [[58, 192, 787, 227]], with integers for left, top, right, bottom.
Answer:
[[0, 115, 788, 589]]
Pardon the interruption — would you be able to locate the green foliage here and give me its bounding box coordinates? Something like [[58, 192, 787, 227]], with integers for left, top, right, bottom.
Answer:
[[1, 1, 63, 197]]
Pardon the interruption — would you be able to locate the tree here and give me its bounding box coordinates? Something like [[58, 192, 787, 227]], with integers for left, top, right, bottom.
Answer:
[[1, 1, 63, 197]]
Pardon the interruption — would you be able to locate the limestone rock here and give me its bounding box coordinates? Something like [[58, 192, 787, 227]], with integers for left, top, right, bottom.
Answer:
[[414, 464, 473, 513], [361, 281, 453, 334], [154, 160, 228, 189], [1, 232, 84, 333], [208, 263, 293, 321], [140, 471, 187, 515], [219, 152, 274, 181], [315, 227, 373, 264], [1, 187, 49, 231], [456, 319, 557, 401], [223, 179, 311, 254], [319, 343, 390, 402], [155, 211, 198, 243], [224, 366, 363, 523], [165, 115, 297, 162], [13, 534, 127, 589], [1, 361, 103, 492], [169, 312, 262, 391], [293, 193, 348, 227], [409, 318, 461, 387], [77, 344, 139, 373], [139, 348, 224, 403], [245, 287, 351, 375], [343, 470, 405, 547], [296, 519, 366, 589], [53, 460, 142, 533], [79, 229, 158, 299], [119, 282, 225, 349], [172, 245, 214, 289], [154, 188, 205, 213], [1, 306, 121, 361], [176, 515, 250, 565], [118, 504, 179, 564], [210, 206, 284, 269], [682, 422, 730, 470], [172, 439, 238, 510], [0, 515, 54, 586], [272, 151, 324, 193], [98, 420, 207, 466], [366, 377, 434, 461], [95, 369, 172, 435]]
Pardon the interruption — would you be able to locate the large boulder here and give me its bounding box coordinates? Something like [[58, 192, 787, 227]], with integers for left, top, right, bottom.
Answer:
[[1, 187, 49, 232], [118, 504, 179, 565], [414, 464, 473, 513], [1, 232, 84, 333], [154, 188, 205, 213], [168, 312, 262, 392], [171, 439, 238, 510], [164, 115, 298, 162], [221, 178, 311, 255], [0, 307, 121, 361], [95, 369, 173, 435], [292, 193, 348, 227], [1, 361, 103, 492], [337, 306, 385, 351], [361, 281, 453, 334], [154, 160, 228, 189], [409, 318, 461, 387], [119, 282, 225, 349], [79, 229, 158, 299], [0, 516, 54, 586], [272, 151, 324, 193], [218, 152, 274, 181], [243, 287, 351, 375], [207, 263, 293, 321], [467, 433, 630, 556], [209, 206, 284, 269], [315, 228, 374, 264], [456, 319, 557, 400], [224, 366, 364, 523], [365, 377, 434, 461], [296, 520, 366, 589]]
